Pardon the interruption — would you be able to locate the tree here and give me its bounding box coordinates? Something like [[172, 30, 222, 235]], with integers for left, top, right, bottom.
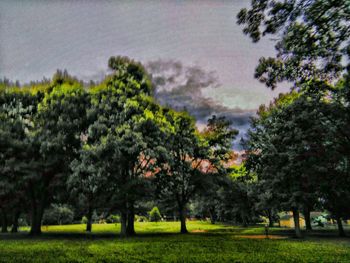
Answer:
[[42, 204, 74, 225], [0, 74, 89, 235], [193, 116, 239, 224], [156, 114, 237, 233], [246, 77, 350, 237], [237, 0, 350, 89], [239, 1, 350, 236], [313, 79, 350, 236], [0, 89, 43, 233], [25, 77, 89, 235], [149, 207, 162, 222], [155, 112, 207, 233], [69, 143, 108, 232], [245, 90, 328, 237], [80, 56, 166, 237], [208, 165, 258, 226]]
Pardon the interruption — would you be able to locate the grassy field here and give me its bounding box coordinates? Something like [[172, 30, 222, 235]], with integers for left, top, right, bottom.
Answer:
[[0, 221, 349, 262]]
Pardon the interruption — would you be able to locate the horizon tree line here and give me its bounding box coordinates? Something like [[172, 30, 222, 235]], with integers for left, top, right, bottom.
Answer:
[[1, 0, 350, 237], [0, 56, 237, 236]]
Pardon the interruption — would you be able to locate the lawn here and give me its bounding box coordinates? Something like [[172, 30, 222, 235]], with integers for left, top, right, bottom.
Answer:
[[0, 221, 349, 262]]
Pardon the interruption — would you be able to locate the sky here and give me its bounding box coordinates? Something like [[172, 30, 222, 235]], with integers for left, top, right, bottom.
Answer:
[[0, 0, 288, 148]]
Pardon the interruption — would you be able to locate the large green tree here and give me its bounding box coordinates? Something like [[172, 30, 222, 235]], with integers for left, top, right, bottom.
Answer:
[[0, 90, 39, 233], [69, 143, 107, 232], [77, 56, 166, 236], [246, 84, 350, 237], [156, 111, 207, 233], [239, 1, 350, 236], [156, 114, 237, 233], [27, 77, 89, 235], [246, 90, 322, 237], [193, 116, 239, 224]]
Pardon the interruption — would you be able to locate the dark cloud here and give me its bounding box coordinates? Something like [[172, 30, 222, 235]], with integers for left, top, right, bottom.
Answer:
[[146, 60, 255, 149], [80, 60, 254, 149]]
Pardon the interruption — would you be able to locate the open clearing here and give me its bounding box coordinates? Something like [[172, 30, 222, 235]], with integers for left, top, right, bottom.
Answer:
[[0, 221, 349, 262]]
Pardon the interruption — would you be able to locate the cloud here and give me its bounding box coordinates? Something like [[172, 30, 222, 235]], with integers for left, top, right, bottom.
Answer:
[[146, 60, 255, 149], [78, 59, 255, 149]]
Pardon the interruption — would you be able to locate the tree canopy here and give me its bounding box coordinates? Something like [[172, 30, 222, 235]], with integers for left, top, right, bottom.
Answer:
[[237, 0, 350, 89]]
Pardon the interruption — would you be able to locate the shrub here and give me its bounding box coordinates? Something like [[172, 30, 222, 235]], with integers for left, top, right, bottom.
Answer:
[[81, 211, 101, 224], [312, 215, 328, 227], [81, 216, 88, 224], [18, 216, 28, 227], [135, 215, 148, 222], [149, 207, 162, 222], [43, 204, 74, 225], [106, 214, 120, 223], [92, 211, 99, 223]]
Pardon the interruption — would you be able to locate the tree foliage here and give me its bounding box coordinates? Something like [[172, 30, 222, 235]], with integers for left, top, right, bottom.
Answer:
[[149, 207, 162, 222], [237, 0, 350, 89], [245, 81, 350, 236]]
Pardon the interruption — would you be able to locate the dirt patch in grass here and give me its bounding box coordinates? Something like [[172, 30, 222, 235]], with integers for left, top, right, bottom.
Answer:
[[237, 235, 288, 239], [191, 230, 208, 233]]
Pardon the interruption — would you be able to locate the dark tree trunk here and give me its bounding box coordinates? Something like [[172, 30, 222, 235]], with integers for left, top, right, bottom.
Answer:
[[30, 206, 43, 235], [126, 204, 135, 236], [86, 203, 93, 232], [11, 211, 20, 233], [336, 215, 346, 237], [292, 209, 302, 238], [209, 207, 216, 224], [29, 195, 46, 235], [179, 205, 188, 234], [267, 210, 274, 227], [120, 211, 127, 237], [303, 207, 312, 231], [1, 208, 8, 233], [242, 217, 248, 227]]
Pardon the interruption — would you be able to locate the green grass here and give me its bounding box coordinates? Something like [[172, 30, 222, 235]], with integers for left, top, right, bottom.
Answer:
[[0, 221, 349, 262], [20, 220, 225, 234]]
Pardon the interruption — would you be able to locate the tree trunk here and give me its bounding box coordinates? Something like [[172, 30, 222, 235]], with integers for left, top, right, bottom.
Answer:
[[11, 211, 20, 233], [179, 205, 188, 234], [1, 208, 8, 233], [126, 204, 135, 236], [303, 207, 312, 231], [29, 197, 46, 235], [336, 215, 346, 237], [86, 204, 93, 232], [120, 211, 127, 237], [267, 210, 274, 227], [30, 207, 43, 235], [242, 217, 248, 227], [292, 209, 302, 238], [209, 207, 216, 224]]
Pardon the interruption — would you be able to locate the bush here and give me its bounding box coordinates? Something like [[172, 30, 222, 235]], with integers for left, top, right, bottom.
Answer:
[[106, 214, 120, 223], [149, 207, 162, 222], [135, 215, 148, 222], [312, 215, 328, 227], [18, 216, 28, 227], [92, 211, 99, 223], [81, 216, 88, 224], [43, 204, 74, 225], [81, 211, 101, 224]]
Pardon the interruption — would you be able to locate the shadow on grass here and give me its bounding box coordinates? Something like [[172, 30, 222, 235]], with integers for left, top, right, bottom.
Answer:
[[0, 227, 349, 242], [0, 231, 205, 241]]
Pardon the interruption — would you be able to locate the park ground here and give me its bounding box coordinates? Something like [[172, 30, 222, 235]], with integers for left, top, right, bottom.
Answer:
[[0, 221, 349, 262]]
